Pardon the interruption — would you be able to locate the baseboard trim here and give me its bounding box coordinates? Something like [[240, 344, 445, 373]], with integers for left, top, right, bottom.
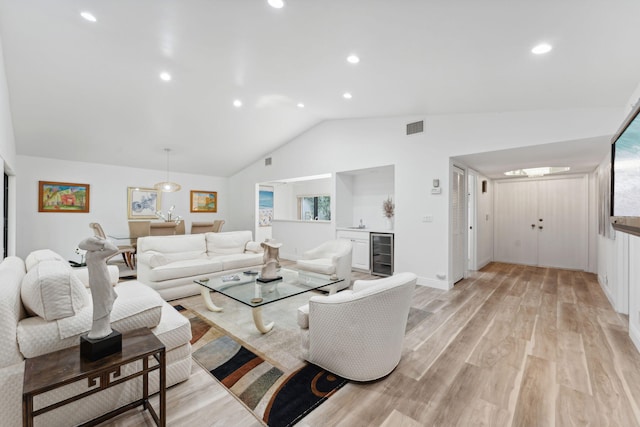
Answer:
[[417, 276, 451, 290], [598, 274, 618, 312], [476, 258, 492, 270]]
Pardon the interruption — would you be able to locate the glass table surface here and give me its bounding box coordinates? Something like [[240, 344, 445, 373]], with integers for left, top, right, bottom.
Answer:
[[193, 268, 343, 308]]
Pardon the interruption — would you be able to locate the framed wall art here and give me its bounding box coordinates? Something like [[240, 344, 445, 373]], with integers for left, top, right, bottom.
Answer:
[[190, 190, 217, 212], [38, 181, 90, 213], [128, 187, 161, 219], [259, 186, 273, 227]]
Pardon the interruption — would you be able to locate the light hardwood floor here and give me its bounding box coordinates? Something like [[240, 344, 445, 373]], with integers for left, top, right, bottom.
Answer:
[[103, 263, 640, 426]]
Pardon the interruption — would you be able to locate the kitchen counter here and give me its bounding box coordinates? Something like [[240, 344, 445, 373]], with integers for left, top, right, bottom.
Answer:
[[335, 227, 394, 233]]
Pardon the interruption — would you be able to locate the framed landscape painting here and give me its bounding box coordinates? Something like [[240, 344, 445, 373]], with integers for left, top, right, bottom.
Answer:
[[190, 190, 217, 212], [259, 187, 273, 227], [128, 187, 161, 219], [38, 181, 90, 213]]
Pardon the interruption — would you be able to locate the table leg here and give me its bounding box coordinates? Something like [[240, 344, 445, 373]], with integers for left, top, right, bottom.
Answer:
[[252, 307, 274, 333], [160, 350, 166, 427], [23, 394, 33, 427], [142, 356, 149, 410], [201, 288, 223, 312]]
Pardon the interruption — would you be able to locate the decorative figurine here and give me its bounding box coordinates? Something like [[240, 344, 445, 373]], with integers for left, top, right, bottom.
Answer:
[[78, 236, 122, 360], [258, 239, 282, 282]]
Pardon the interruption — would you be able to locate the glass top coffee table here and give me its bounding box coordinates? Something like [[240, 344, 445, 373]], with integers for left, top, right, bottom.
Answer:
[[194, 268, 344, 333]]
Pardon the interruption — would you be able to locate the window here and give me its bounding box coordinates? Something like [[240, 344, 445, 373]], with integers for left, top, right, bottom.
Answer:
[[298, 195, 331, 221]]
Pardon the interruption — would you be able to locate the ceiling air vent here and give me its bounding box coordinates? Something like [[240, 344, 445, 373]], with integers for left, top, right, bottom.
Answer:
[[265, 157, 272, 166], [406, 120, 424, 135]]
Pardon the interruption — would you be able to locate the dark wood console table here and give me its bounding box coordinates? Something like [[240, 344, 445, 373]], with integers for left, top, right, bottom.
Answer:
[[22, 328, 166, 427]]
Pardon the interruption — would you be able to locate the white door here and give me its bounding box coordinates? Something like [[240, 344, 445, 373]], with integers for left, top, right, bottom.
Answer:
[[494, 176, 588, 270], [451, 166, 466, 283], [467, 172, 477, 270], [494, 180, 538, 265], [537, 176, 587, 270]]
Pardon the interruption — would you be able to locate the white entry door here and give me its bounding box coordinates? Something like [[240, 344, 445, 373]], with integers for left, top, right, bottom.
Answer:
[[494, 175, 588, 270], [537, 177, 587, 269], [494, 180, 538, 265]]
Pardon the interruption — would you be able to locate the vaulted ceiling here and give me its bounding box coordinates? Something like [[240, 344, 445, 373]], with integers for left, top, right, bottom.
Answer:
[[1, 0, 640, 176]]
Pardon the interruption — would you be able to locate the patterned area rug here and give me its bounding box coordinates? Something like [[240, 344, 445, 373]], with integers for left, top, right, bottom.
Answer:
[[174, 305, 348, 427]]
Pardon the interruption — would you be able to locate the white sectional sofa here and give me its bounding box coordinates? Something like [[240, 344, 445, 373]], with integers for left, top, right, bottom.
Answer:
[[0, 250, 192, 427], [136, 230, 265, 300]]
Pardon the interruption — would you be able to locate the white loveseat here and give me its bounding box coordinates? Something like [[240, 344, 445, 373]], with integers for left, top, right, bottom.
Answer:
[[0, 250, 192, 427], [136, 230, 264, 300]]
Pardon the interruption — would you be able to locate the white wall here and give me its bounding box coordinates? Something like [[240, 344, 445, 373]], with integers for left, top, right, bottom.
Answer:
[[271, 221, 333, 260], [16, 155, 228, 261], [629, 235, 640, 350], [598, 81, 640, 347], [229, 108, 623, 289], [476, 174, 494, 269], [0, 32, 17, 258]]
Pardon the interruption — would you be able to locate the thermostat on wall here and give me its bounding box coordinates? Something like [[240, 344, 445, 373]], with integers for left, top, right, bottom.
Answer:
[[431, 188, 442, 194]]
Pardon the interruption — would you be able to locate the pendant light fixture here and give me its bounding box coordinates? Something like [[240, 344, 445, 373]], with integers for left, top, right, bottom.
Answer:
[[154, 148, 181, 192]]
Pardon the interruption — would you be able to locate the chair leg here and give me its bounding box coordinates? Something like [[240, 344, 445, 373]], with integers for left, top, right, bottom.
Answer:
[[123, 253, 134, 270]]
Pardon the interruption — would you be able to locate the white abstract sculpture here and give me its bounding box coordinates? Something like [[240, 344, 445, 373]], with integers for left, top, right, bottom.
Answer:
[[78, 236, 118, 339], [260, 239, 282, 280]]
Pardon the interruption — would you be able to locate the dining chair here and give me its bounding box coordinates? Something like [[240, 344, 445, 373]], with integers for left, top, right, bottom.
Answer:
[[175, 221, 186, 235], [190, 222, 214, 234], [128, 221, 150, 267], [88, 222, 135, 269], [150, 222, 177, 236]]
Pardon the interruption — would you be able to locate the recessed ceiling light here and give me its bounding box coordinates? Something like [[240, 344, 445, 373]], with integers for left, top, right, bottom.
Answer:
[[268, 0, 285, 9], [531, 43, 552, 55], [297, 103, 305, 108], [80, 11, 97, 22], [347, 55, 360, 64], [233, 99, 243, 108], [159, 72, 172, 81], [343, 92, 353, 99]]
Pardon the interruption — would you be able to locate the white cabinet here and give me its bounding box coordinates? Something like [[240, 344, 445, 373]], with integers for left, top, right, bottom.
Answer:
[[336, 230, 370, 271]]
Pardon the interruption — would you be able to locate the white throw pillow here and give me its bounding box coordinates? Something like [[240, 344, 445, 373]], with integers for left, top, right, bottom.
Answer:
[[24, 249, 65, 271], [21, 260, 89, 321]]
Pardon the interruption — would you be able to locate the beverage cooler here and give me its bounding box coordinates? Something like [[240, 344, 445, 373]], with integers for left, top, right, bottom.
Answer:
[[370, 233, 394, 276]]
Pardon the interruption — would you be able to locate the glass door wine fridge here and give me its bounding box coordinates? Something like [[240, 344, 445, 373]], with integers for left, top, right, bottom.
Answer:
[[370, 233, 394, 276]]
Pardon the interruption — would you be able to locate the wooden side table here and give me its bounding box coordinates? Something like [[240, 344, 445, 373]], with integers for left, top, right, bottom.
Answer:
[[23, 328, 166, 427]]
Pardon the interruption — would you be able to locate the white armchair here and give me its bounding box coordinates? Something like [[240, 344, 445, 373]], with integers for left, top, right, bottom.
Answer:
[[297, 272, 417, 381], [295, 239, 352, 292]]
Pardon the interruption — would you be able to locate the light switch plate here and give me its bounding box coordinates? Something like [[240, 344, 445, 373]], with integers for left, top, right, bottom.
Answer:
[[431, 188, 442, 194]]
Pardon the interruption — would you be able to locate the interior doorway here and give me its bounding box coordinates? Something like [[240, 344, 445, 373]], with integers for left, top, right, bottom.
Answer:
[[467, 171, 477, 271], [451, 165, 466, 283]]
